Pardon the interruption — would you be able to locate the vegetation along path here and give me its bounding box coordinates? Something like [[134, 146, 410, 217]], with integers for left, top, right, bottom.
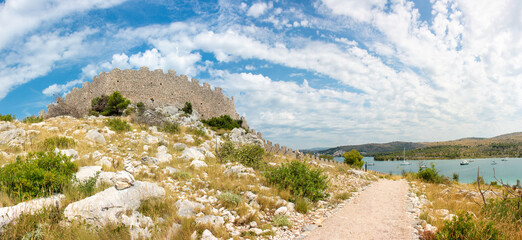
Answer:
[[305, 179, 414, 240]]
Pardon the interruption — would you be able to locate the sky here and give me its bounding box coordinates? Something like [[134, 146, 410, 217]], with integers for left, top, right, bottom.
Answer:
[[0, 0, 521, 149]]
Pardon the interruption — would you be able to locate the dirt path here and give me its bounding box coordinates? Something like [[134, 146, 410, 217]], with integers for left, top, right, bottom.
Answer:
[[304, 179, 414, 240]]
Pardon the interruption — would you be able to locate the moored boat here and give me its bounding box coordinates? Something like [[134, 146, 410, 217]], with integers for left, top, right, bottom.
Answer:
[[460, 160, 469, 165]]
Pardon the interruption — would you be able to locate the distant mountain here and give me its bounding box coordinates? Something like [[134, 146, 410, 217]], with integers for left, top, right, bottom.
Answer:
[[314, 141, 424, 156], [301, 147, 330, 152], [313, 132, 522, 160]]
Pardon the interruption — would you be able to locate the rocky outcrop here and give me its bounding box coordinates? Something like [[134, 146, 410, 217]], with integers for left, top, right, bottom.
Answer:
[[0, 194, 64, 230]]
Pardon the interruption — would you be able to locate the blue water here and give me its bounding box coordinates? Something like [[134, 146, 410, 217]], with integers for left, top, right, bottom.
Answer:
[[334, 157, 522, 185]]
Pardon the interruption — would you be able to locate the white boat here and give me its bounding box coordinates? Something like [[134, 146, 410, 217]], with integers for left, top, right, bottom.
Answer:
[[400, 148, 411, 165], [460, 160, 469, 165], [469, 159, 474, 162], [501, 158, 508, 162], [491, 160, 498, 165]]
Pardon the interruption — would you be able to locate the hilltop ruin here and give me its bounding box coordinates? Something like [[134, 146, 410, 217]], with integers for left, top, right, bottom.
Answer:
[[44, 67, 238, 120]]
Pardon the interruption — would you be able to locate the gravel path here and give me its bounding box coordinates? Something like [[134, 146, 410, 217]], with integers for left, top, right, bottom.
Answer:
[[304, 179, 414, 240]]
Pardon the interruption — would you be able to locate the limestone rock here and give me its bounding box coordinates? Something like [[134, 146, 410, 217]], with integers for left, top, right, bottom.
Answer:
[[302, 224, 318, 232], [0, 128, 25, 145], [173, 143, 187, 150], [55, 148, 79, 160], [85, 129, 106, 144], [157, 145, 172, 163], [63, 181, 165, 225], [75, 166, 102, 182], [111, 171, 135, 190], [190, 160, 208, 168], [201, 229, 218, 240], [96, 156, 113, 168], [175, 200, 204, 218], [223, 164, 255, 177], [0, 194, 64, 230], [92, 151, 103, 160], [163, 166, 179, 174], [195, 215, 225, 227], [0, 122, 15, 132], [180, 147, 205, 161], [143, 135, 159, 145], [275, 206, 288, 216]]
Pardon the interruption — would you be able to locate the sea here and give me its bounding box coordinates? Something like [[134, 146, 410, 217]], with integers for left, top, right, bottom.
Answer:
[[334, 157, 522, 186]]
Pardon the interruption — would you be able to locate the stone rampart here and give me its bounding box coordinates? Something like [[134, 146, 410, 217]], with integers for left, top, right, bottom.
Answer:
[[45, 67, 238, 120]]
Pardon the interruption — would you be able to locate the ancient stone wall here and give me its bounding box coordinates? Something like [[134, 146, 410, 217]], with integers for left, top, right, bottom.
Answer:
[[45, 67, 239, 120]]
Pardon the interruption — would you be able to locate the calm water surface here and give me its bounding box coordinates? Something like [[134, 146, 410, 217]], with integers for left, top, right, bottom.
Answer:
[[334, 157, 522, 185]]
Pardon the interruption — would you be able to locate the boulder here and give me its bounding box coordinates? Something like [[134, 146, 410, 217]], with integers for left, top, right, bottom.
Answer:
[[75, 166, 102, 182], [0, 194, 64, 230], [157, 146, 172, 163], [190, 160, 208, 168], [111, 171, 135, 190], [180, 147, 205, 161], [63, 181, 165, 225], [55, 148, 79, 160], [195, 215, 225, 227], [143, 135, 159, 145], [85, 129, 106, 144], [0, 129, 25, 145], [163, 166, 179, 174], [201, 229, 218, 240], [173, 143, 187, 150], [0, 122, 15, 132], [274, 206, 288, 216], [92, 151, 103, 160], [223, 164, 255, 177], [96, 156, 113, 168], [175, 200, 204, 218]]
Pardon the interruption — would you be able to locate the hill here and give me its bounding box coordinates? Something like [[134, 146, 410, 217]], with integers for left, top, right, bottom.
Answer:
[[310, 142, 424, 156]]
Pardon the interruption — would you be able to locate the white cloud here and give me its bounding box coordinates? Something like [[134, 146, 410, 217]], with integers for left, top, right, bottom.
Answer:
[[0, 0, 127, 50], [320, 0, 387, 22], [247, 2, 270, 18], [42, 79, 84, 96]]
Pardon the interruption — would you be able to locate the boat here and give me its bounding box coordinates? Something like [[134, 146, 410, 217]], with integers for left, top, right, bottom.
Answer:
[[420, 165, 427, 169], [400, 148, 411, 165], [469, 159, 474, 162], [460, 160, 469, 165], [491, 160, 498, 165], [501, 158, 508, 162], [367, 163, 375, 166]]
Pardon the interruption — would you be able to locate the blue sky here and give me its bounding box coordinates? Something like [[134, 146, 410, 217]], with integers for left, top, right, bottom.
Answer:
[[1, 0, 521, 149]]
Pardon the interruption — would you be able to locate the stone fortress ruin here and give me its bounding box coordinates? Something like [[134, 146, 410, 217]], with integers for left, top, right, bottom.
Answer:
[[43, 67, 339, 164]]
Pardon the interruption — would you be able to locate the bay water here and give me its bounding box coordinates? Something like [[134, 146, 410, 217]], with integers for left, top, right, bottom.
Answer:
[[334, 157, 522, 185]]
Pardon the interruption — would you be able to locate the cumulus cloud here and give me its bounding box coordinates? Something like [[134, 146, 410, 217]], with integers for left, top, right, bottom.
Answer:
[[247, 2, 271, 18], [320, 0, 387, 22], [42, 79, 84, 96]]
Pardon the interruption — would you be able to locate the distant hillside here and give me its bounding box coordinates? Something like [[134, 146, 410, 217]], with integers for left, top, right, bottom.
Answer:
[[313, 142, 424, 156], [314, 132, 522, 160]]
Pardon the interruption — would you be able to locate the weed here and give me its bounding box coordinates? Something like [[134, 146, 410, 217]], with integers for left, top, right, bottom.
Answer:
[[172, 171, 191, 180], [217, 192, 242, 208], [41, 136, 75, 151], [295, 198, 309, 214], [201, 115, 242, 130], [272, 215, 292, 227], [0, 114, 15, 122], [22, 115, 43, 124], [436, 211, 501, 240], [161, 121, 180, 134], [106, 118, 131, 132], [181, 102, 192, 114], [333, 192, 351, 201]]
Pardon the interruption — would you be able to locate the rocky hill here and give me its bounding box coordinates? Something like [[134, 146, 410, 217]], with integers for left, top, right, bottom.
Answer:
[[0, 106, 376, 240]]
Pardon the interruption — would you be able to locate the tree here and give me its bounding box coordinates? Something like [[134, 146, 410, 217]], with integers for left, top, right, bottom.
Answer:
[[101, 91, 131, 116], [343, 149, 364, 168]]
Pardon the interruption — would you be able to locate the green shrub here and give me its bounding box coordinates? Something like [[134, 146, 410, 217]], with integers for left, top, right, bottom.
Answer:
[[41, 136, 75, 151], [0, 114, 15, 122], [272, 215, 292, 227], [22, 115, 43, 124], [416, 163, 443, 183], [101, 91, 131, 116], [136, 102, 145, 114], [217, 192, 242, 208], [334, 192, 351, 201], [91, 95, 109, 113], [294, 198, 309, 213], [343, 149, 364, 168], [436, 211, 501, 240], [182, 102, 192, 114], [201, 115, 243, 130], [124, 107, 135, 116], [453, 173, 460, 182], [233, 145, 265, 169], [0, 152, 77, 201], [160, 121, 180, 134], [483, 198, 522, 224], [189, 127, 207, 138], [172, 171, 191, 180], [265, 161, 329, 202], [106, 118, 131, 132], [217, 141, 235, 161]]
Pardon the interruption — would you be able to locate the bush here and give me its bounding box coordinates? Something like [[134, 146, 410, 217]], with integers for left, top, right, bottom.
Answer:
[[343, 149, 364, 168], [22, 115, 43, 124], [217, 192, 242, 208], [294, 198, 309, 213], [41, 136, 75, 151], [136, 102, 145, 115], [0, 152, 77, 201], [160, 121, 180, 134], [91, 95, 109, 113], [182, 102, 192, 114], [106, 118, 131, 132], [265, 161, 329, 202], [273, 215, 292, 227], [217, 141, 235, 161], [201, 115, 243, 130], [0, 114, 15, 122], [436, 211, 501, 240], [102, 91, 131, 116], [483, 198, 522, 224], [452, 173, 460, 182], [233, 144, 265, 169], [416, 163, 443, 183]]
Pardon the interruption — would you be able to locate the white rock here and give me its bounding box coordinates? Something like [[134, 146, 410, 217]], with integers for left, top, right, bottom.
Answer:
[[201, 229, 218, 240], [157, 151, 172, 163], [85, 129, 106, 144], [275, 206, 288, 216], [175, 200, 204, 218], [143, 135, 159, 144], [205, 151, 215, 158], [223, 164, 255, 177], [163, 166, 179, 174], [47, 126, 59, 132], [0, 129, 25, 145], [55, 148, 79, 160], [245, 191, 257, 201], [173, 143, 187, 150], [96, 156, 113, 168], [92, 151, 103, 160], [111, 171, 135, 190], [195, 215, 225, 227], [180, 147, 205, 161], [184, 135, 195, 143], [190, 160, 208, 168], [121, 211, 153, 239], [0, 194, 64, 230], [250, 227, 263, 235], [75, 166, 102, 182], [97, 172, 116, 186], [64, 181, 165, 225], [250, 221, 258, 228], [143, 145, 150, 151], [0, 122, 15, 131]]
